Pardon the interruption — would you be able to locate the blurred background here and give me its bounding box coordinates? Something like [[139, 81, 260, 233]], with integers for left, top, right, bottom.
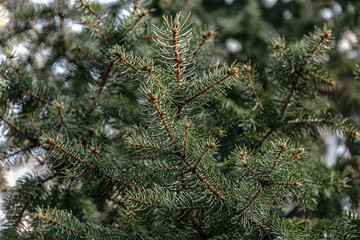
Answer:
[[0, 0, 360, 225]]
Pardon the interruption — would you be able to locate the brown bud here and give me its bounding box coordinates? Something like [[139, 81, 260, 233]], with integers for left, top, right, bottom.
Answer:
[[152, 94, 157, 100], [241, 160, 247, 166], [211, 142, 216, 148], [49, 139, 54, 143], [56, 103, 61, 108], [239, 151, 244, 157], [95, 150, 100, 154], [185, 123, 190, 127], [295, 182, 302, 186], [112, 157, 117, 161], [90, 147, 95, 152], [218, 130, 223, 135], [123, 169, 127, 173], [146, 89, 151, 94]]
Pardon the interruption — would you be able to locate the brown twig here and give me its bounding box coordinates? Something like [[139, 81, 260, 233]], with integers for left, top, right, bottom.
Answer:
[[274, 42, 295, 73], [195, 143, 214, 166], [12, 202, 29, 231], [56, 103, 68, 128], [303, 72, 335, 86], [198, 63, 224, 71], [184, 123, 189, 155], [123, 10, 147, 40], [73, 46, 100, 66], [268, 142, 287, 178]]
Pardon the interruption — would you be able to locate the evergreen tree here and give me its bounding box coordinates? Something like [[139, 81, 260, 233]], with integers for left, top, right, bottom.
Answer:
[[0, 0, 359, 239]]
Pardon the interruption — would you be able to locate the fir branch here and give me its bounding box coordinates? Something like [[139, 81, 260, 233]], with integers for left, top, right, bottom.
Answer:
[[185, 67, 239, 103], [195, 142, 215, 166], [147, 89, 176, 143], [332, 123, 359, 136], [243, 64, 264, 110], [307, 177, 347, 185], [123, 10, 147, 40], [26, 112, 40, 131], [192, 30, 214, 58], [274, 42, 295, 73], [79, 0, 106, 25], [172, 22, 182, 88], [35, 213, 90, 238], [242, 187, 263, 212], [81, 19, 111, 43], [191, 212, 208, 239], [295, 219, 310, 225], [267, 68, 291, 81], [271, 182, 302, 186], [287, 119, 325, 124], [73, 46, 100, 66], [199, 130, 223, 138], [210, 104, 254, 145], [113, 50, 141, 73], [255, 128, 274, 150], [184, 122, 189, 155], [303, 72, 335, 86], [98, 60, 114, 94], [56, 103, 69, 128], [132, 0, 139, 15], [300, 30, 332, 70], [12, 202, 29, 231], [0, 115, 36, 142], [246, 216, 270, 231], [128, 197, 165, 208], [152, 168, 178, 172], [268, 142, 287, 178], [240, 152, 261, 183], [8, 58, 52, 106], [90, 96, 131, 125], [137, 35, 160, 39], [198, 63, 224, 71], [130, 142, 175, 153]]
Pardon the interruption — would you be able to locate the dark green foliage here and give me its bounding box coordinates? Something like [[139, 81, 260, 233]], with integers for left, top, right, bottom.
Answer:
[[0, 0, 359, 239]]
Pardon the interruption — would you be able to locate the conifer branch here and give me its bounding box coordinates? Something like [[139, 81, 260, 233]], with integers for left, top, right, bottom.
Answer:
[[307, 177, 347, 185], [90, 96, 131, 125], [172, 23, 182, 88], [98, 60, 114, 94], [137, 35, 160, 39], [295, 219, 310, 225], [240, 152, 261, 183], [192, 30, 214, 58], [291, 148, 304, 159], [123, 10, 147, 40], [147, 89, 176, 143], [274, 42, 295, 73], [267, 68, 291, 81], [8, 58, 52, 106], [210, 104, 254, 145], [195, 142, 214, 166], [56, 103, 69, 128], [185, 67, 239, 103], [44, 138, 94, 169], [79, 0, 106, 25], [128, 197, 165, 208], [287, 119, 325, 124], [242, 187, 263, 212], [332, 123, 359, 136], [303, 72, 335, 86], [152, 168, 178, 172], [128, 197, 211, 210], [184, 123, 189, 155], [130, 142, 175, 153], [271, 182, 302, 186], [35, 213, 90, 238], [13, 202, 29, 231], [255, 127, 274, 149], [198, 63, 224, 71], [243, 64, 264, 110], [199, 130, 223, 138], [81, 19, 111, 43], [113, 50, 141, 73], [246, 216, 270, 231], [300, 30, 331, 70], [73, 46, 100, 66], [268, 142, 287, 178], [132, 0, 139, 15], [191, 212, 208, 239], [0, 115, 36, 141], [26, 112, 40, 131]]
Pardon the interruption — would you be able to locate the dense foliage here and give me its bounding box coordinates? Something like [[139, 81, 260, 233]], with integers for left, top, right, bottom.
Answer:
[[0, 0, 359, 239]]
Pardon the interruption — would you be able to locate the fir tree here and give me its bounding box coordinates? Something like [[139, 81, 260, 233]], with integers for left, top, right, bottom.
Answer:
[[0, 0, 359, 239]]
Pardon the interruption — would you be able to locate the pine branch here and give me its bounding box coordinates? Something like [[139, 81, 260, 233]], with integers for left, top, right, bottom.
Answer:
[[195, 142, 215, 166], [184, 122, 189, 155], [185, 67, 239, 103], [147, 89, 176, 143], [81, 19, 111, 43], [199, 130, 223, 138], [198, 63, 224, 71], [268, 142, 287, 178], [123, 10, 147, 40], [132, 0, 139, 15], [192, 30, 213, 58], [240, 152, 261, 183], [12, 202, 29, 231], [243, 64, 264, 110], [172, 22, 182, 88], [35, 213, 90, 238], [191, 213, 208, 239], [79, 0, 106, 25], [56, 103, 69, 128], [98, 60, 114, 94], [0, 115, 37, 142], [90, 96, 131, 125], [303, 72, 335, 86], [274, 42, 294, 73], [73, 46, 100, 66]]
